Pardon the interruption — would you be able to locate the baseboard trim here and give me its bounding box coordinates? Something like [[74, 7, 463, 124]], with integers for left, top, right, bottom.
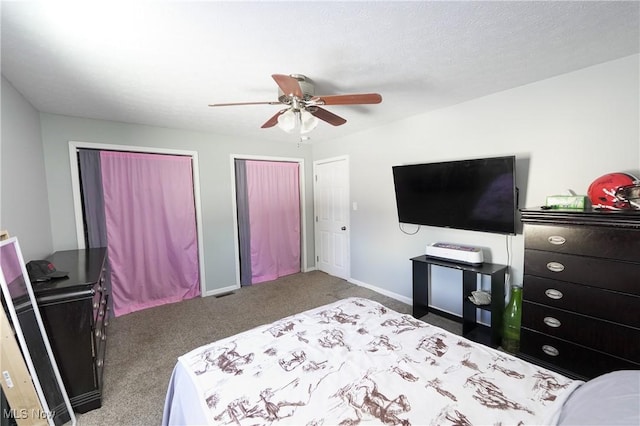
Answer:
[[348, 277, 412, 306]]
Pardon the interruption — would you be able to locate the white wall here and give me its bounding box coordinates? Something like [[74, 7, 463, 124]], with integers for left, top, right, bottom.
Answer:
[[313, 54, 640, 316], [1, 76, 54, 260], [38, 114, 314, 294]]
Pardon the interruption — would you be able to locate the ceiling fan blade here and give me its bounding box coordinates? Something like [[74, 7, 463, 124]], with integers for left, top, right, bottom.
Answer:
[[208, 101, 281, 107], [261, 109, 288, 128], [312, 93, 382, 106], [272, 74, 303, 98], [310, 107, 347, 126]]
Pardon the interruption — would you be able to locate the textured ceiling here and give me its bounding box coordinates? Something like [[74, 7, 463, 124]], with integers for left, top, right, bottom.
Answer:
[[2, 1, 639, 144]]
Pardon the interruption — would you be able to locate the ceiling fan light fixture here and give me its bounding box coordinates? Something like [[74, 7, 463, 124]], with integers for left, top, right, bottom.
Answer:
[[277, 109, 298, 133], [209, 73, 381, 134], [276, 109, 318, 134], [300, 110, 318, 134]]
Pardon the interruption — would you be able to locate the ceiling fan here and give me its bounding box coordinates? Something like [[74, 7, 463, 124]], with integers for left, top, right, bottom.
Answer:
[[208, 74, 382, 134]]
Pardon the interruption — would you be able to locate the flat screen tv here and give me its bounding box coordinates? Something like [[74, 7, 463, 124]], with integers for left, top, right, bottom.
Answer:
[[392, 155, 517, 235]]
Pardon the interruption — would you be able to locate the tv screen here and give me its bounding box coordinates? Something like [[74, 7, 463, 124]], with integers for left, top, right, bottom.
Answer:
[[392, 156, 516, 235]]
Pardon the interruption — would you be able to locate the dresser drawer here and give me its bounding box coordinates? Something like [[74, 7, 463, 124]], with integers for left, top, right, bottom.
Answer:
[[520, 328, 640, 380], [93, 317, 106, 357], [95, 322, 107, 394], [524, 250, 640, 296], [524, 224, 640, 262], [92, 274, 109, 322], [522, 301, 640, 362], [92, 285, 102, 322], [523, 275, 640, 328]]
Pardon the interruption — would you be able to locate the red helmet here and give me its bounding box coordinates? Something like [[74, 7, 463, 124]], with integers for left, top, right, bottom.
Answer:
[[587, 172, 640, 210]]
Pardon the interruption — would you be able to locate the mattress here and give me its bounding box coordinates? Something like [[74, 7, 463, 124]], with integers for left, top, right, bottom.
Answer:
[[162, 297, 583, 425]]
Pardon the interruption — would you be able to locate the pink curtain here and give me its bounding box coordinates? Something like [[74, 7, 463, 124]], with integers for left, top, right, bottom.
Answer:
[[246, 160, 300, 283], [0, 241, 22, 285], [100, 151, 200, 316]]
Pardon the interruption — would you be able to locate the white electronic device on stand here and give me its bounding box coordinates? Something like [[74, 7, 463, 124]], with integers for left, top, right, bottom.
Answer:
[[425, 242, 484, 265]]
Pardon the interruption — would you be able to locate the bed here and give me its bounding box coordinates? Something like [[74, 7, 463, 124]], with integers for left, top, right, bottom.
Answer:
[[162, 297, 638, 425]]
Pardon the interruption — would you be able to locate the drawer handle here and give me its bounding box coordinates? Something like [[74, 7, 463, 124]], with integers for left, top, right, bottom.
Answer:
[[546, 262, 565, 273], [548, 236, 566, 245], [544, 289, 564, 300], [542, 345, 559, 357], [543, 316, 562, 328]]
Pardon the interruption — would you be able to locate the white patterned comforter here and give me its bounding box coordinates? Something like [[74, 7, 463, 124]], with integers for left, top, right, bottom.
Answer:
[[162, 297, 582, 425]]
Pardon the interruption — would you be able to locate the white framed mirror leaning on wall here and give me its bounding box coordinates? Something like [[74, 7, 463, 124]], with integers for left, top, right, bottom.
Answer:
[[0, 237, 76, 426]]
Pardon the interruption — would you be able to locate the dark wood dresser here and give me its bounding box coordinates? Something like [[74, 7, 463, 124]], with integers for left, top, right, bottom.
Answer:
[[520, 208, 640, 380], [32, 248, 110, 413]]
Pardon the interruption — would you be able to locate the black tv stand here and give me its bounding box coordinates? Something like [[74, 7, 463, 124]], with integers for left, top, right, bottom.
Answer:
[[411, 255, 507, 348]]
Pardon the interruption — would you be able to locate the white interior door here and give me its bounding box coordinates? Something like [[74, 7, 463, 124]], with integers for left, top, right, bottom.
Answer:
[[314, 156, 350, 279]]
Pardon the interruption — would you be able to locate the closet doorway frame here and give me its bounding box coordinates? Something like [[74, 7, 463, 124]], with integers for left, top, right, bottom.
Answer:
[[230, 154, 308, 286], [68, 141, 207, 296]]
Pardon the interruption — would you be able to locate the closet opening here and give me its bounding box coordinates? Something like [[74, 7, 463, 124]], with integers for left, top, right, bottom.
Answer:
[[230, 155, 308, 286]]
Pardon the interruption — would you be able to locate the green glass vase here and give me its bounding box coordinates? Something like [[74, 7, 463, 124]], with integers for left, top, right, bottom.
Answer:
[[502, 285, 523, 353]]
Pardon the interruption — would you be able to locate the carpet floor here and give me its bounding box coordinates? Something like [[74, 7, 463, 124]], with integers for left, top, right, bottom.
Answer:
[[76, 270, 460, 425]]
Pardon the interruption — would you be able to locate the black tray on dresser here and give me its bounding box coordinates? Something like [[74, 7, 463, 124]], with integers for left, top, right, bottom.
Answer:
[[519, 207, 640, 380]]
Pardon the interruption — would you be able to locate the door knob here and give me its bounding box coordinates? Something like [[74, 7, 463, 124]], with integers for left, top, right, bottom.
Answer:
[[341, 226, 347, 230]]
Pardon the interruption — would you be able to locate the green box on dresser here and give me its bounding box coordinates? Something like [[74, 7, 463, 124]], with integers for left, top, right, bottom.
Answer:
[[519, 208, 640, 380]]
